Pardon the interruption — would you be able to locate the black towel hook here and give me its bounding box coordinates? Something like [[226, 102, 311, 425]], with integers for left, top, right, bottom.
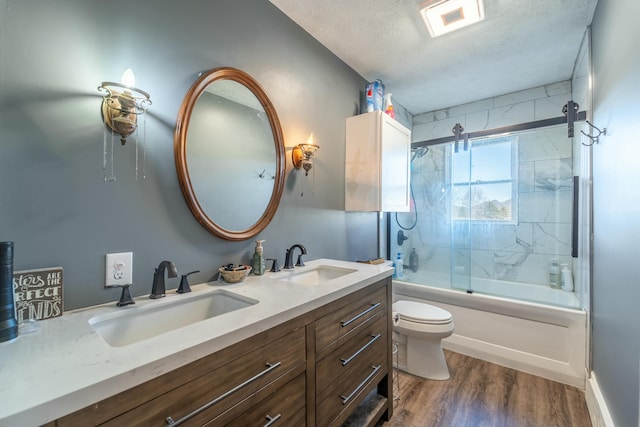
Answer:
[[581, 120, 606, 146]]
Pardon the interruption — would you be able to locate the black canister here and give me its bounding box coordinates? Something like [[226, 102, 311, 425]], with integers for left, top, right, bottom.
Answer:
[[0, 241, 18, 342]]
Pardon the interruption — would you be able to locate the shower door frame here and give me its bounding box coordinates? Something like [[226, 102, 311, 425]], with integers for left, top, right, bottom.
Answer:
[[386, 105, 587, 259]]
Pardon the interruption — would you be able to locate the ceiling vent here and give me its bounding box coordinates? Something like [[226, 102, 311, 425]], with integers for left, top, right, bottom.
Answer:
[[420, 0, 485, 37]]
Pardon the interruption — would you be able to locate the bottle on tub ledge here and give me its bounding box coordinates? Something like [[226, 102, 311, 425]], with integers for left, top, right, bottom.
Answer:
[[409, 248, 419, 273], [549, 258, 561, 289], [560, 263, 574, 292], [393, 252, 404, 279]]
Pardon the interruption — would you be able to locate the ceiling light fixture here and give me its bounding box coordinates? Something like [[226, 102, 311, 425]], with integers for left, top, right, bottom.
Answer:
[[420, 0, 485, 37]]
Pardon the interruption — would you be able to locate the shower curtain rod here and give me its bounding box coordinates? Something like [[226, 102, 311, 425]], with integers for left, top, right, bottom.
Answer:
[[412, 103, 587, 150]]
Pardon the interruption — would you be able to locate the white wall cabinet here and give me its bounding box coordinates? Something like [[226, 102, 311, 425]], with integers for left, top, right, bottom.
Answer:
[[345, 111, 411, 212]]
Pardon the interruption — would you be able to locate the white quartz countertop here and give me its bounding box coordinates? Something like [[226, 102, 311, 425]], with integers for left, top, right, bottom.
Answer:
[[0, 258, 392, 426]]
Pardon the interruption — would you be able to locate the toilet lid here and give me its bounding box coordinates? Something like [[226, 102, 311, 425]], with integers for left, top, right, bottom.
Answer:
[[393, 300, 452, 324]]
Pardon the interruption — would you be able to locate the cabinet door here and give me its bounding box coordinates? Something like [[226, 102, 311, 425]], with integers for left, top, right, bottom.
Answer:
[[380, 114, 411, 212], [345, 111, 411, 212]]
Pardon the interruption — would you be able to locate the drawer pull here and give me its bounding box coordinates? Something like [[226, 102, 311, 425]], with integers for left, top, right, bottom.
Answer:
[[340, 365, 381, 405], [165, 361, 282, 426], [341, 334, 381, 366], [340, 303, 381, 328], [264, 413, 282, 427]]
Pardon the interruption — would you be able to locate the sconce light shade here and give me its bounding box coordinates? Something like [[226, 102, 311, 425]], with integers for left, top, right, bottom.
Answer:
[[292, 138, 320, 176], [98, 81, 151, 145]]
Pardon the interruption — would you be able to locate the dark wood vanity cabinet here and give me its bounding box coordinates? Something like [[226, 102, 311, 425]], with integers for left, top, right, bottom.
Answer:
[[57, 326, 307, 427], [313, 285, 390, 427], [54, 278, 392, 427]]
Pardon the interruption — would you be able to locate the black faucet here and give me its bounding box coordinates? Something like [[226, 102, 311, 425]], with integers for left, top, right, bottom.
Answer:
[[177, 270, 199, 294], [267, 258, 281, 272], [284, 244, 307, 269], [150, 261, 178, 299], [112, 284, 135, 307]]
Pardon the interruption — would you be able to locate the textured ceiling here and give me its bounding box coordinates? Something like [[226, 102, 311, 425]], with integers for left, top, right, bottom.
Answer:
[[269, 0, 598, 115]]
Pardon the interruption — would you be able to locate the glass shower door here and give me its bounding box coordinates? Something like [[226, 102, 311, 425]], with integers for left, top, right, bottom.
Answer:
[[388, 121, 581, 309], [450, 143, 472, 292], [389, 142, 471, 291]]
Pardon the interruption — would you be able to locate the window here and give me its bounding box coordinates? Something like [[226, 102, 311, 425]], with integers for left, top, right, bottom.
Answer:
[[452, 136, 517, 221]]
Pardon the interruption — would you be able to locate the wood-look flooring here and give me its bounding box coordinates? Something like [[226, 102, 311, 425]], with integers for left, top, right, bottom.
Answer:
[[377, 350, 592, 427]]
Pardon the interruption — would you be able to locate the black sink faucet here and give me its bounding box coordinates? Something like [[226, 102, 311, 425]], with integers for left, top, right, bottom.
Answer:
[[150, 261, 177, 299], [284, 244, 307, 269]]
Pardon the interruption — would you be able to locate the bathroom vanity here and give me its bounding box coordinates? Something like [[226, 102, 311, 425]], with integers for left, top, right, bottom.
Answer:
[[0, 259, 393, 427]]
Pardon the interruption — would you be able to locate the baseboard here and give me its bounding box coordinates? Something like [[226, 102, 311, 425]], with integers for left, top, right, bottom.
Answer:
[[585, 371, 615, 427]]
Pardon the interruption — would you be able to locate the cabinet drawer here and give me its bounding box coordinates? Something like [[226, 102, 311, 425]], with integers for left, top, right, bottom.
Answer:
[[316, 314, 387, 397], [219, 373, 305, 427], [315, 285, 387, 352], [103, 327, 306, 427], [316, 347, 386, 427]]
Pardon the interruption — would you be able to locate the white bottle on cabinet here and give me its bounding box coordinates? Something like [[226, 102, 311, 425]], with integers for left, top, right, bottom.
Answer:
[[345, 111, 411, 212]]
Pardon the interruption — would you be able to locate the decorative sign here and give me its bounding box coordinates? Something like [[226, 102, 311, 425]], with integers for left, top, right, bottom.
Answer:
[[12, 267, 63, 322]]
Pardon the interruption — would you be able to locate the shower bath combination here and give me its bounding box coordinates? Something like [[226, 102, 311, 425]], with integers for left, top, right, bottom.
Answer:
[[390, 111, 582, 310]]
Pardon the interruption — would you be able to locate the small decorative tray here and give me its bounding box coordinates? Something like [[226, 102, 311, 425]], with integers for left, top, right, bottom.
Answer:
[[218, 264, 252, 283]]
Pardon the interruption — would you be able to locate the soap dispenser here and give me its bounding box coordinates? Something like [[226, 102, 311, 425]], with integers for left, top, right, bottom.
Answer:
[[252, 240, 266, 275]]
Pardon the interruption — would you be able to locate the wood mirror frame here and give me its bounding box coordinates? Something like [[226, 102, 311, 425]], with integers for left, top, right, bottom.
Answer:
[[174, 67, 285, 241]]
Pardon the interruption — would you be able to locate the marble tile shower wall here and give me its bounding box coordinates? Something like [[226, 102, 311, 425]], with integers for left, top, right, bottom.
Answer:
[[407, 81, 575, 287]]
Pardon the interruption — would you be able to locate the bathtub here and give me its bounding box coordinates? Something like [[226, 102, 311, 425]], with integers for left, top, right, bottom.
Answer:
[[393, 280, 587, 388], [398, 271, 581, 309], [453, 276, 580, 309]]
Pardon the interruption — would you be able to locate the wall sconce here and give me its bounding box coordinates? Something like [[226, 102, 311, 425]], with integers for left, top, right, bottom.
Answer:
[[98, 68, 152, 145], [98, 69, 152, 182], [292, 134, 320, 176]]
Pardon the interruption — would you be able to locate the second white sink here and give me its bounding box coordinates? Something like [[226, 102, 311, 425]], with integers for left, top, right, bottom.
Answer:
[[273, 265, 357, 286], [89, 289, 258, 347]]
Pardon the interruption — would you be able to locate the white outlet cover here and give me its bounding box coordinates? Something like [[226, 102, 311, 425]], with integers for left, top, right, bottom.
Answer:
[[105, 252, 133, 287]]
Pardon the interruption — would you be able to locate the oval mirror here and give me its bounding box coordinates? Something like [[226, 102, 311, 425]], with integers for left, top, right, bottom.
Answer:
[[175, 68, 285, 241]]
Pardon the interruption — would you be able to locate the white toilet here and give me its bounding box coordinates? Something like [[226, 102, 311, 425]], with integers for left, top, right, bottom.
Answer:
[[392, 300, 455, 380]]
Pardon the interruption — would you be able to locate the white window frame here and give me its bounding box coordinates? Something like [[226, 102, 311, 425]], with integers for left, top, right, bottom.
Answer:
[[451, 135, 518, 223]]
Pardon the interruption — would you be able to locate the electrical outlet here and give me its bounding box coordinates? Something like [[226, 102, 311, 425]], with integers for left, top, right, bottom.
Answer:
[[105, 252, 133, 287]]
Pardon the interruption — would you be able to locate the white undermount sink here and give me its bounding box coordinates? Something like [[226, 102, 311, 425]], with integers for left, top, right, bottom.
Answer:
[[273, 265, 357, 286], [89, 289, 258, 347]]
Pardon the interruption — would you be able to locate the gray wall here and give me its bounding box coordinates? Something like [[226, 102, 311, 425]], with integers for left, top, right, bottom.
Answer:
[[591, 0, 640, 425], [0, 0, 378, 310]]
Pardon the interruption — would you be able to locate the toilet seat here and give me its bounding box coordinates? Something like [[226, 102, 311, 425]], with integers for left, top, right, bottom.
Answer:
[[393, 300, 452, 325]]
